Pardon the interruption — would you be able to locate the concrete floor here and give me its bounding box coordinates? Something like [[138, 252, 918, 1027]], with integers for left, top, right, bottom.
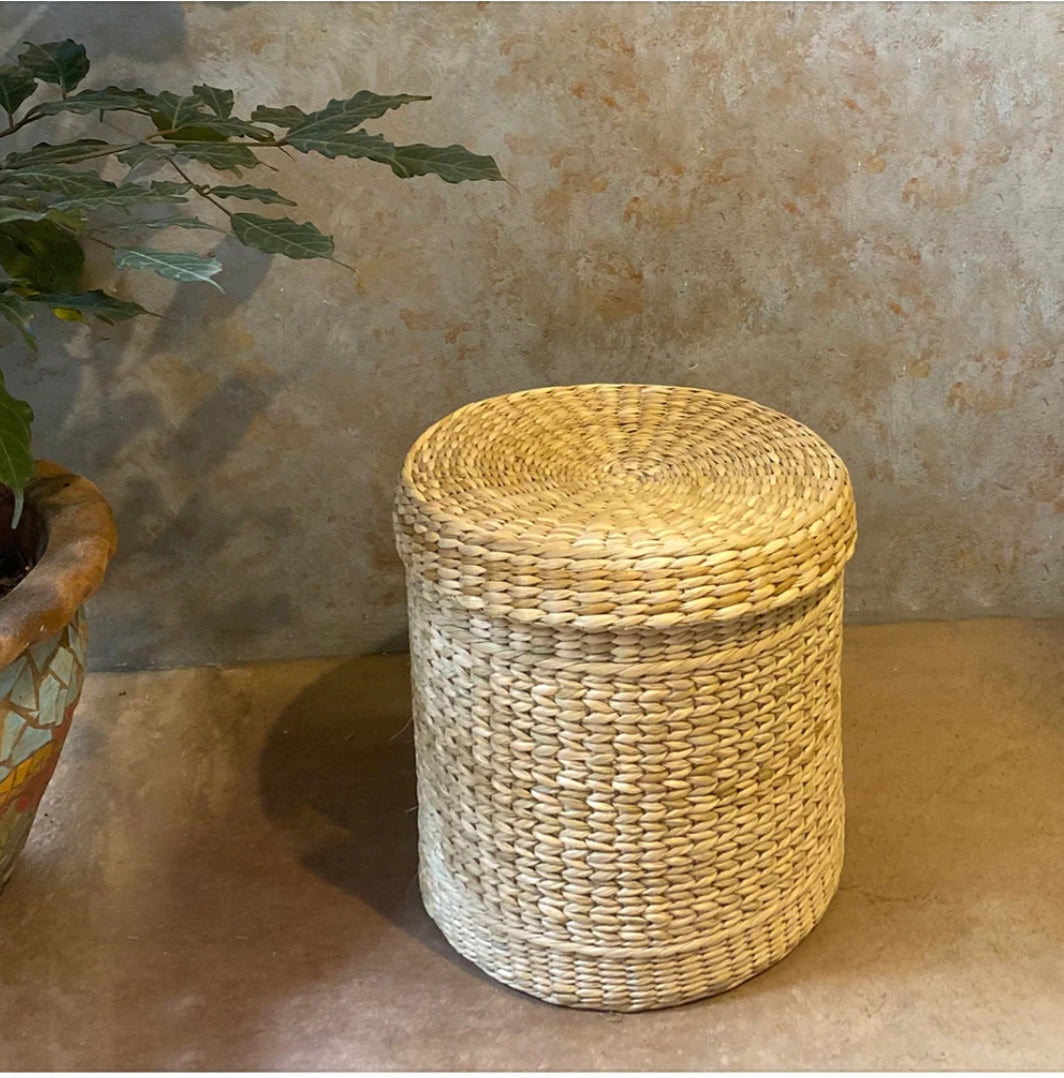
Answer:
[[1, 618, 1063, 1070]]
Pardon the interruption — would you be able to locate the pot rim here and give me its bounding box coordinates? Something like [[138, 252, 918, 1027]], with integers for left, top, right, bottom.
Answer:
[[0, 460, 117, 669]]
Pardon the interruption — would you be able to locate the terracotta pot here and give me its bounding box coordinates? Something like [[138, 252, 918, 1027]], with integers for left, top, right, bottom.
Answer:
[[0, 461, 116, 890]]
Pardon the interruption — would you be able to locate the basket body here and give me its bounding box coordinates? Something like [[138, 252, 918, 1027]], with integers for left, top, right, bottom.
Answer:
[[395, 384, 856, 1011]]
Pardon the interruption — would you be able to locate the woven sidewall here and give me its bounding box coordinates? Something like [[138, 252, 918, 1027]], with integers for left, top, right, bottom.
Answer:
[[396, 384, 856, 1011], [408, 576, 846, 1011]]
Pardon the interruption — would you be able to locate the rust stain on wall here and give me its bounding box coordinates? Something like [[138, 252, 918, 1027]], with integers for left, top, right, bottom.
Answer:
[[398, 308, 438, 332], [907, 356, 932, 379], [583, 256, 645, 323], [443, 322, 473, 344], [503, 134, 541, 156]]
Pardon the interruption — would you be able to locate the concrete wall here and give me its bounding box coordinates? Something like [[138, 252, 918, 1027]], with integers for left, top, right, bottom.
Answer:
[[2, 1, 1062, 669]]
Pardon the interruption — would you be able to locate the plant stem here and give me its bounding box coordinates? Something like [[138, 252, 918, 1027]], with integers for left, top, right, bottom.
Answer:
[[0, 124, 286, 170], [84, 233, 118, 252], [330, 254, 358, 274], [0, 139, 141, 170], [0, 111, 43, 139], [168, 158, 233, 218]]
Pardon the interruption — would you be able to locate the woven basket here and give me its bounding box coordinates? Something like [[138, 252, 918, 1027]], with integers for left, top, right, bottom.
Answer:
[[394, 384, 856, 1011]]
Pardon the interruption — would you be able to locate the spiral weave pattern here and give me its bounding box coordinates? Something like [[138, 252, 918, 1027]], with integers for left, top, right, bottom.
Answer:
[[395, 384, 857, 1010]]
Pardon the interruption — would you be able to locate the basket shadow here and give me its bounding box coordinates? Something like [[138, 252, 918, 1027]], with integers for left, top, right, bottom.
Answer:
[[256, 654, 498, 981]]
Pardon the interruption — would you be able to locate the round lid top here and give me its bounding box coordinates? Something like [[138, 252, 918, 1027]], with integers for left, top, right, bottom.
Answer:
[[395, 384, 856, 628]]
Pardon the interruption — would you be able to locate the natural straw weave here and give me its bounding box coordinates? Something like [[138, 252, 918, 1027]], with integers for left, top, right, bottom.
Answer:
[[394, 384, 857, 1011]]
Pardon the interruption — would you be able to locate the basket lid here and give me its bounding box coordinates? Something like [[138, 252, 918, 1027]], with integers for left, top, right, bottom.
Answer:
[[394, 384, 856, 629]]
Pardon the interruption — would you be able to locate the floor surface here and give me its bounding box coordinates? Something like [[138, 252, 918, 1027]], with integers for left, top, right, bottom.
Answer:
[[1, 618, 1063, 1070]]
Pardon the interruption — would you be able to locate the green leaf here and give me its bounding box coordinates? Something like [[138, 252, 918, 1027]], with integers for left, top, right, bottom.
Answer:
[[192, 84, 234, 119], [149, 91, 208, 131], [0, 290, 37, 350], [145, 180, 193, 197], [26, 288, 148, 323], [26, 86, 156, 119], [250, 105, 307, 127], [17, 40, 90, 93], [3, 139, 111, 169], [230, 213, 333, 260], [285, 126, 396, 162], [0, 190, 49, 224], [50, 180, 191, 213], [0, 162, 115, 198], [168, 116, 273, 142], [121, 139, 265, 172], [113, 246, 224, 289], [41, 207, 89, 234], [0, 219, 83, 291], [284, 91, 430, 139], [0, 66, 38, 116], [115, 143, 169, 168], [169, 141, 260, 172], [388, 143, 503, 184], [196, 116, 273, 141], [110, 214, 220, 233], [206, 184, 295, 206], [0, 206, 47, 224], [0, 368, 34, 526], [162, 124, 228, 144], [284, 127, 503, 184]]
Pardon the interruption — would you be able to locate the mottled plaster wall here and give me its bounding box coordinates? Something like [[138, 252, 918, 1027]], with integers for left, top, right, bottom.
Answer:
[[2, 1, 1062, 669]]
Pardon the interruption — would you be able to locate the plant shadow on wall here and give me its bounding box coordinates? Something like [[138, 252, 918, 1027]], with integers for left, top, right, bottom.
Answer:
[[86, 243, 294, 666], [6, 3, 190, 65], [0, 37, 502, 661]]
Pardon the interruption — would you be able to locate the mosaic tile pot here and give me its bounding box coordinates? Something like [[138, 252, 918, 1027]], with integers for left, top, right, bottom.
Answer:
[[0, 461, 116, 891]]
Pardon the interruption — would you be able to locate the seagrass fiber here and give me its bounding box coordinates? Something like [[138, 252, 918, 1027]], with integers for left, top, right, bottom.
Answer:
[[394, 384, 857, 1011]]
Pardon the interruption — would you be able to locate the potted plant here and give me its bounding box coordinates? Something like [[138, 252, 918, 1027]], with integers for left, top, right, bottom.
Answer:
[[0, 37, 501, 888]]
